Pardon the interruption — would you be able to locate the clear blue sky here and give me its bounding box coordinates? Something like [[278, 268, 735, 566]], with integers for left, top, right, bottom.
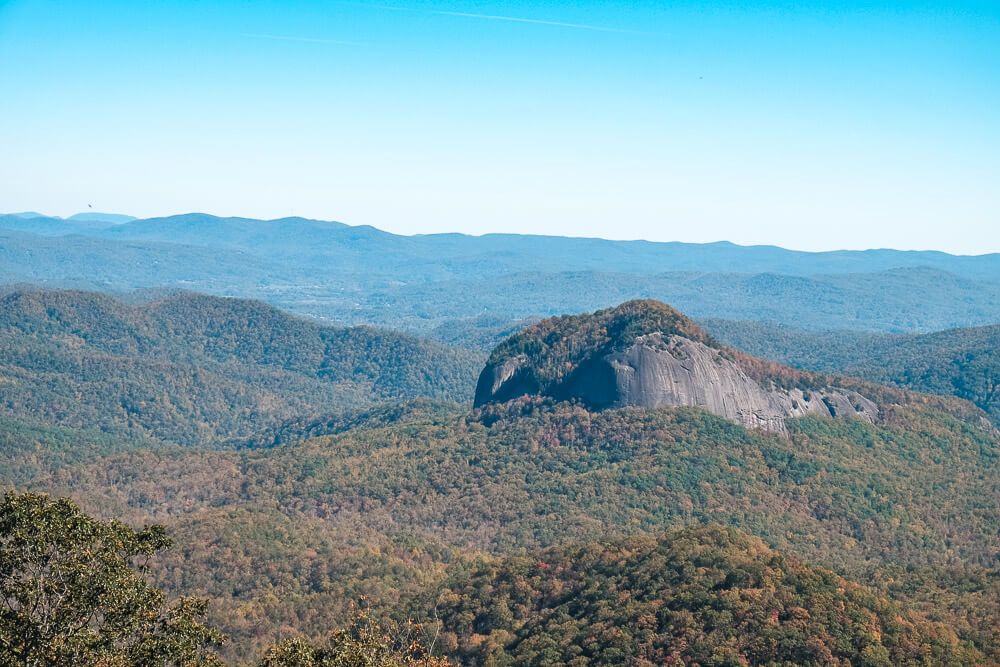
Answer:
[[1, 0, 997, 252]]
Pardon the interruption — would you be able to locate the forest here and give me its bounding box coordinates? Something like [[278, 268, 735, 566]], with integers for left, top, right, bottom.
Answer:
[[0, 288, 481, 444], [1, 290, 998, 665]]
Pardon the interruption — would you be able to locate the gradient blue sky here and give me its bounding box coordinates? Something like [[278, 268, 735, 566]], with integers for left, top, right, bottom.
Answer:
[[1, 0, 998, 252]]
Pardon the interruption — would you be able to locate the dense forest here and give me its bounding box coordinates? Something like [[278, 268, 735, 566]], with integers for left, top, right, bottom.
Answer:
[[6, 394, 996, 662], [421, 525, 982, 665], [1, 290, 998, 664], [3, 491, 985, 665], [0, 288, 481, 444]]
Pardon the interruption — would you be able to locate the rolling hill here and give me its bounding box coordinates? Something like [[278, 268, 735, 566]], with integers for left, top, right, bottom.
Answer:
[[0, 288, 482, 445], [422, 525, 982, 665]]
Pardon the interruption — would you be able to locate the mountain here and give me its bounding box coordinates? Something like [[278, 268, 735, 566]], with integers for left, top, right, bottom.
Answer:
[[394, 267, 1000, 335], [66, 212, 136, 224], [706, 319, 1000, 424], [5, 212, 1000, 279], [0, 227, 286, 291], [422, 525, 980, 665], [475, 300, 880, 433], [0, 212, 133, 234], [4, 213, 1000, 337], [0, 288, 482, 444]]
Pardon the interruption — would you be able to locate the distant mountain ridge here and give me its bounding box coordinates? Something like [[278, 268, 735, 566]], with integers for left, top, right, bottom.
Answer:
[[4, 212, 1000, 338], [4, 211, 1000, 277]]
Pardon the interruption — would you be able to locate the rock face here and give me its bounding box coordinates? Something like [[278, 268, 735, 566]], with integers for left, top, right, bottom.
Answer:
[[474, 300, 878, 433]]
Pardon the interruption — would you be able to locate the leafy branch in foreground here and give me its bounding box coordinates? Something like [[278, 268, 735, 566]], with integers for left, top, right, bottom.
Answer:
[[0, 491, 224, 666]]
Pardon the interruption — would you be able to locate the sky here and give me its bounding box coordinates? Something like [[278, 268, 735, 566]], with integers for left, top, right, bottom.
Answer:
[[1, 0, 998, 253]]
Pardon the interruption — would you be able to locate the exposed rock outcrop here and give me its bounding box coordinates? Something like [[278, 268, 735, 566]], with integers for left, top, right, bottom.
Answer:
[[474, 300, 878, 433]]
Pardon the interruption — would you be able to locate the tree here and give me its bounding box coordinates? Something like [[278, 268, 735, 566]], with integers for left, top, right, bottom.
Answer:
[[0, 491, 223, 666], [258, 604, 449, 667]]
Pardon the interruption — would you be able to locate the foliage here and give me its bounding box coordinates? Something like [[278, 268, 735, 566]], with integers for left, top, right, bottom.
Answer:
[[0, 491, 223, 666], [18, 398, 997, 661], [258, 605, 449, 667], [0, 289, 997, 663], [485, 299, 712, 381], [0, 288, 481, 444], [422, 525, 982, 666]]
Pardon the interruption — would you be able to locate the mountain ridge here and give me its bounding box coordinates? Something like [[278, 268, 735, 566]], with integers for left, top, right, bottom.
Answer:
[[6, 214, 1000, 336], [4, 212, 1000, 274]]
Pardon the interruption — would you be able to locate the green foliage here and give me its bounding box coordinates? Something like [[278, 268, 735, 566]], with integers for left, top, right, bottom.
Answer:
[[1, 291, 997, 663], [485, 299, 712, 387], [423, 525, 981, 666], [0, 288, 481, 445], [20, 399, 997, 661], [0, 491, 223, 666], [257, 606, 449, 667]]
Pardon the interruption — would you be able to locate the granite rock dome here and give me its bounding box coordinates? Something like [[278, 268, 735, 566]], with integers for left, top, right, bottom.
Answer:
[[474, 300, 877, 433]]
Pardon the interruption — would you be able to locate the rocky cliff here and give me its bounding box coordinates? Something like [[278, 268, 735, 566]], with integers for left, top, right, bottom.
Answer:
[[474, 300, 878, 433]]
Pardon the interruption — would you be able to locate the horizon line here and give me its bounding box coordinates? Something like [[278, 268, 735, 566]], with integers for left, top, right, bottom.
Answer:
[[3, 210, 996, 257]]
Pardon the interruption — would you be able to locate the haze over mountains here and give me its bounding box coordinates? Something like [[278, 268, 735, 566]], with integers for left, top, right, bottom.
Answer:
[[4, 212, 1000, 337]]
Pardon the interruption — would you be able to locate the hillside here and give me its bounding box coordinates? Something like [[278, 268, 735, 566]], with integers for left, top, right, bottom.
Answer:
[[15, 392, 997, 660], [0, 288, 482, 444], [422, 525, 980, 665], [706, 319, 1000, 423], [2, 296, 998, 661]]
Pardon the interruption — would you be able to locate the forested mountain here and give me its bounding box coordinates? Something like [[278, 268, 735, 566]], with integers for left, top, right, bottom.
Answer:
[[0, 288, 481, 444], [706, 319, 1000, 424], [4, 213, 1000, 337]]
